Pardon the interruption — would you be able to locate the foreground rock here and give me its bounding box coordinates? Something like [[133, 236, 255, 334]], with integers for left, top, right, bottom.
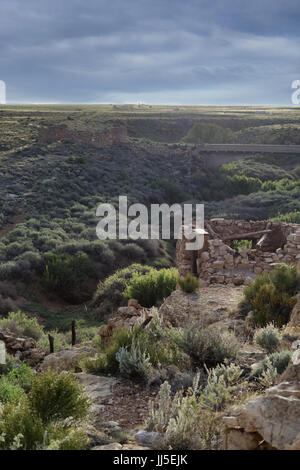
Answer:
[[40, 345, 97, 372], [223, 350, 300, 450], [76, 372, 118, 406], [0, 327, 46, 365]]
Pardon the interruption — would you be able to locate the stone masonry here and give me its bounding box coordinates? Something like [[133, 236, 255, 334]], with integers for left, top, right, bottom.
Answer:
[[177, 219, 300, 285]]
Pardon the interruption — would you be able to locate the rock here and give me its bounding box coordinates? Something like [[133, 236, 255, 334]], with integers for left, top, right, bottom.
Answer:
[[85, 424, 113, 447], [40, 346, 97, 372], [135, 430, 163, 449], [76, 373, 117, 404], [223, 372, 300, 449], [289, 294, 300, 327], [91, 443, 123, 450], [98, 308, 148, 345], [127, 299, 142, 309], [292, 340, 300, 350], [280, 349, 300, 382], [0, 328, 45, 364]]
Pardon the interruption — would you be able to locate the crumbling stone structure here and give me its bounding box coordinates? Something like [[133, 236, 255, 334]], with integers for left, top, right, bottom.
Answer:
[[0, 328, 46, 365], [38, 124, 127, 146], [177, 219, 300, 285]]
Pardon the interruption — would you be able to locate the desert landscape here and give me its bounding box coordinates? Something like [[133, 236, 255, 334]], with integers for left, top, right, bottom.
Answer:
[[0, 104, 299, 450]]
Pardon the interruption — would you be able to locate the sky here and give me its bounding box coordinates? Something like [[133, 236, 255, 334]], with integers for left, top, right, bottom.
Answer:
[[0, 0, 299, 105]]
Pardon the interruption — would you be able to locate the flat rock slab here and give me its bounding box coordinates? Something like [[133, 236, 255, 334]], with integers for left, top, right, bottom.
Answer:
[[77, 372, 118, 403], [159, 285, 244, 328]]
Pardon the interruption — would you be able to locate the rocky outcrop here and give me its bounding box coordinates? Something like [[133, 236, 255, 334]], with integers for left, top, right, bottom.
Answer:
[[0, 328, 46, 365], [223, 350, 300, 450], [158, 285, 244, 330], [98, 299, 150, 345], [40, 345, 97, 372]]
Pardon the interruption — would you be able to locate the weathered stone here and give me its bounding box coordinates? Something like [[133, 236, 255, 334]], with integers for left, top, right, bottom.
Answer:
[[41, 346, 97, 372], [91, 443, 123, 450], [135, 430, 163, 449], [289, 294, 300, 327], [76, 373, 117, 403]]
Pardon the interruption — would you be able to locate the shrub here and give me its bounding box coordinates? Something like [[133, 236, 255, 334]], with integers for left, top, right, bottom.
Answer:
[[28, 370, 90, 424], [0, 401, 45, 449], [42, 253, 94, 294], [0, 377, 25, 404], [0, 311, 44, 341], [45, 425, 88, 450], [7, 362, 34, 392], [116, 339, 153, 382], [243, 264, 299, 327], [0, 295, 16, 315], [269, 264, 299, 295], [254, 323, 281, 353], [0, 400, 88, 450], [178, 274, 200, 293], [200, 364, 243, 412], [124, 268, 178, 307], [0, 353, 19, 375], [252, 350, 292, 378], [173, 325, 240, 368], [257, 358, 278, 388], [84, 315, 182, 376], [89, 327, 137, 374], [146, 375, 221, 450], [93, 263, 152, 314]]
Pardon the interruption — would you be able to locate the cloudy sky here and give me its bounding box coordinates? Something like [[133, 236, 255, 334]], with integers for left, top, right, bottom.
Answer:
[[0, 0, 299, 105]]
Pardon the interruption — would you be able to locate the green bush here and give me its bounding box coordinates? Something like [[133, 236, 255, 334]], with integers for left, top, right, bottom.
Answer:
[[84, 316, 182, 377], [252, 350, 292, 378], [254, 324, 281, 353], [0, 311, 44, 341], [0, 399, 88, 450], [172, 326, 240, 368], [42, 253, 94, 294], [178, 274, 200, 293], [243, 264, 299, 327], [7, 362, 34, 392], [0, 377, 25, 404], [85, 327, 136, 374], [182, 122, 235, 144], [271, 211, 300, 224], [124, 268, 178, 307], [28, 370, 90, 424], [0, 400, 45, 449], [93, 263, 152, 314]]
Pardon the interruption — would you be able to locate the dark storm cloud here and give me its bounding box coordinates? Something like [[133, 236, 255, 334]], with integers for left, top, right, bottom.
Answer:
[[0, 0, 299, 104]]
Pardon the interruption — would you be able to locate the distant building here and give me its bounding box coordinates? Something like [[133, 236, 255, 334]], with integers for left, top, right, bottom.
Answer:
[[0, 80, 6, 104]]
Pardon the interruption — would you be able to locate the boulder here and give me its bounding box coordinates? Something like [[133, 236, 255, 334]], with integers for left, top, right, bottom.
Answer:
[[40, 346, 97, 372], [76, 372, 117, 404], [223, 349, 300, 450]]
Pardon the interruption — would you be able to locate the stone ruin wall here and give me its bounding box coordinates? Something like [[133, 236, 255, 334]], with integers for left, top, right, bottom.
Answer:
[[38, 124, 127, 146], [177, 219, 300, 285]]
